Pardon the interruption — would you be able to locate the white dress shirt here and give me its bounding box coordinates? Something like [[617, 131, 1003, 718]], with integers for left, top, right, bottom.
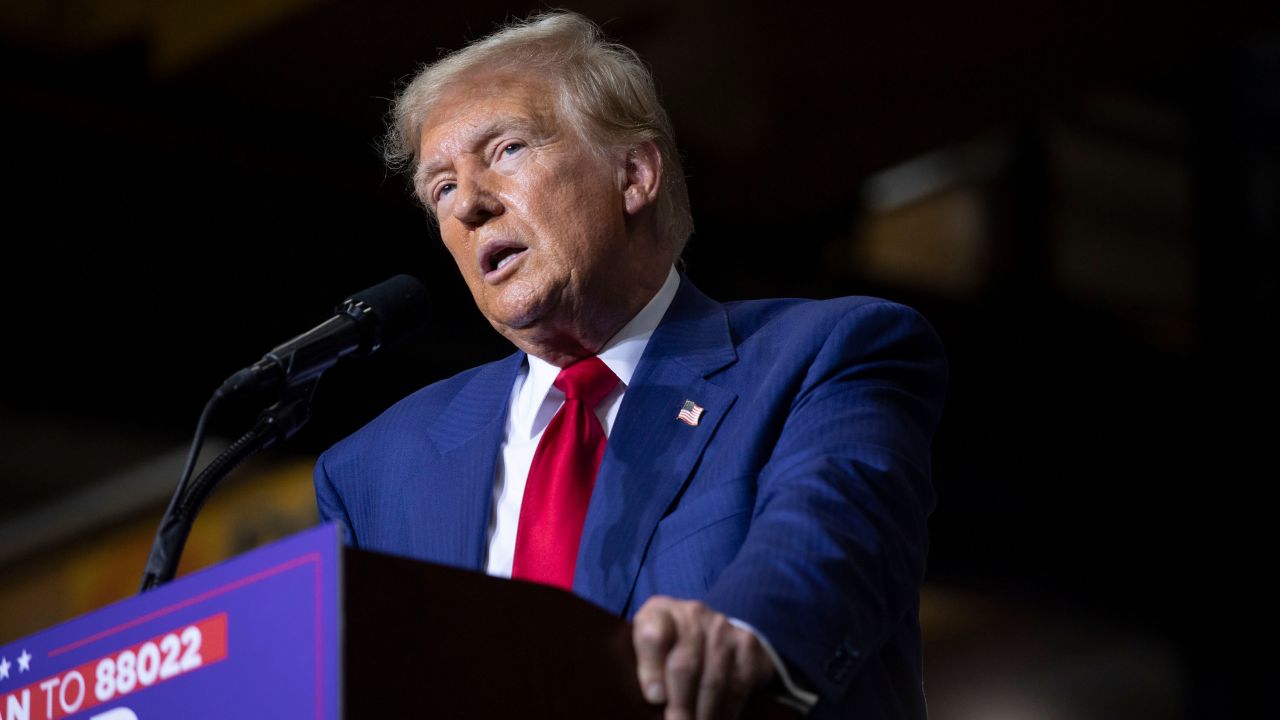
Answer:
[[483, 266, 817, 711]]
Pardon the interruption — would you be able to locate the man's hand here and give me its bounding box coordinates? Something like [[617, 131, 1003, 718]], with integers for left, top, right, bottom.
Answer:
[[633, 595, 776, 720]]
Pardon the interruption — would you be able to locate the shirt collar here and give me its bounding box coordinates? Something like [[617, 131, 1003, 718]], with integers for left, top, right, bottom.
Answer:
[[522, 265, 681, 410]]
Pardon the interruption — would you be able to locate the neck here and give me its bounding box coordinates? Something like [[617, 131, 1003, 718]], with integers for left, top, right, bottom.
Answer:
[[510, 263, 670, 368]]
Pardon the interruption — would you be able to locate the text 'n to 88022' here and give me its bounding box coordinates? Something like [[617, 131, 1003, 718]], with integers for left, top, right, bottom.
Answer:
[[2, 614, 227, 720]]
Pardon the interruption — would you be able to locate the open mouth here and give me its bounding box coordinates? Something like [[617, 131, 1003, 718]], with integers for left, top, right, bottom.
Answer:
[[479, 240, 529, 281], [488, 246, 525, 273]]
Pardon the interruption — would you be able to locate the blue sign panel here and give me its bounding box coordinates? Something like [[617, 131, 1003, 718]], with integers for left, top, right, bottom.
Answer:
[[0, 524, 341, 720]]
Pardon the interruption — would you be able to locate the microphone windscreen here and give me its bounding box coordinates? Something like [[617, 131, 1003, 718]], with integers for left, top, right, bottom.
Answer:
[[344, 274, 431, 349]]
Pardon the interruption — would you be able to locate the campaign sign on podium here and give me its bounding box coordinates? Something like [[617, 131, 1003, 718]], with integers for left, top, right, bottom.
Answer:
[[0, 525, 342, 720]]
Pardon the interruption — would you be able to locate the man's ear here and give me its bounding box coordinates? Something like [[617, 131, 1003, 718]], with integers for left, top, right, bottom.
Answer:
[[622, 140, 662, 216]]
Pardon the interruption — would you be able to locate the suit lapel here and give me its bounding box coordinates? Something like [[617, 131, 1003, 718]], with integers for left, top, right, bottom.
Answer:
[[574, 278, 738, 613], [423, 351, 524, 571]]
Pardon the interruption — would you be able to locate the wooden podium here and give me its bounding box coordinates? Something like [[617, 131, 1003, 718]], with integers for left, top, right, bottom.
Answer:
[[0, 525, 799, 719]]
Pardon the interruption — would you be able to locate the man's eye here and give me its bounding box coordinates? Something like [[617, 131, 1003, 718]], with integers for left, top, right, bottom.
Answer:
[[436, 182, 456, 201], [500, 142, 525, 157]]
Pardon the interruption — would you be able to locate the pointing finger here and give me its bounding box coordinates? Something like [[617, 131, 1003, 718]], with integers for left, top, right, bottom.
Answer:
[[634, 600, 678, 704]]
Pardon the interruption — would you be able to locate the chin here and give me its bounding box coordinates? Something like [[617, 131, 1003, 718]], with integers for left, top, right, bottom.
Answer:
[[488, 279, 558, 329], [488, 298, 545, 333]]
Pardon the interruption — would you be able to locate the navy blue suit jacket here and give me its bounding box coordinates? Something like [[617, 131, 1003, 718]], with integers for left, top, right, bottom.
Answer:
[[315, 277, 947, 719]]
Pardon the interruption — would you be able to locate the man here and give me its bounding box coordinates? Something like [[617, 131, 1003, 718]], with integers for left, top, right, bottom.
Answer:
[[315, 12, 946, 720]]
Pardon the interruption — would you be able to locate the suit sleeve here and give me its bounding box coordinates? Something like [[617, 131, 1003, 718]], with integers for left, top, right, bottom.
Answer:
[[702, 301, 947, 708], [314, 450, 358, 547]]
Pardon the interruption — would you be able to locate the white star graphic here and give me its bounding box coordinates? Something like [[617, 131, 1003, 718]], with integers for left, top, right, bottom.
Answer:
[[17, 650, 31, 673], [0, 656, 9, 680]]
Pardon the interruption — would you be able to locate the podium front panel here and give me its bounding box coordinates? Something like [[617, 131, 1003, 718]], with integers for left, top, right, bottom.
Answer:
[[0, 524, 342, 720]]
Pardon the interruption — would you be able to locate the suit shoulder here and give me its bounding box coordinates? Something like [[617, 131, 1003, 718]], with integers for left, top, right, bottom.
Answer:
[[723, 295, 937, 345], [320, 352, 521, 462]]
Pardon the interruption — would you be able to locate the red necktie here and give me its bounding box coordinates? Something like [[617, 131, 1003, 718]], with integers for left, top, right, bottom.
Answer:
[[511, 356, 619, 590]]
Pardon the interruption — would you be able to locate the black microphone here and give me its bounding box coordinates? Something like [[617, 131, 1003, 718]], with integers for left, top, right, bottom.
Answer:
[[217, 274, 430, 399]]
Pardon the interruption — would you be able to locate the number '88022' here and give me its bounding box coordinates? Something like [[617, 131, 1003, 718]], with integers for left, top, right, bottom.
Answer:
[[94, 626, 203, 702]]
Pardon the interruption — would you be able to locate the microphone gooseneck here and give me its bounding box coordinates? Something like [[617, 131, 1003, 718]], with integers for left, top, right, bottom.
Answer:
[[139, 274, 430, 592]]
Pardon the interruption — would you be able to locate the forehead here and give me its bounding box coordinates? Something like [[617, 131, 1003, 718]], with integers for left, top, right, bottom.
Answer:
[[417, 72, 562, 160]]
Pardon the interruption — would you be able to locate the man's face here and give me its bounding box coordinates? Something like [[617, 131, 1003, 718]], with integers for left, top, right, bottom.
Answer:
[[415, 72, 666, 358]]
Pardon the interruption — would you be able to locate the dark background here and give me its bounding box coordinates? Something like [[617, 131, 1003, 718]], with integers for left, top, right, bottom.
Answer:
[[2, 1, 1276, 717]]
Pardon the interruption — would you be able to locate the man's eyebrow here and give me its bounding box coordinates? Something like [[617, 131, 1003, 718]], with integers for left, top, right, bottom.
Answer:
[[414, 158, 448, 191]]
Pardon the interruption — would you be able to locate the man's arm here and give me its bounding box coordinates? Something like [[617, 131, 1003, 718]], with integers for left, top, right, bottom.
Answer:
[[634, 301, 947, 717]]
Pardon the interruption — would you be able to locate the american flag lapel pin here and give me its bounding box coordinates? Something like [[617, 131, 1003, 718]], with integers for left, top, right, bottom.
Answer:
[[677, 399, 704, 427]]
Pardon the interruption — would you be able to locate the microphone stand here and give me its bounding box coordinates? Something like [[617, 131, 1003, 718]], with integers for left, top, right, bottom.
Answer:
[[138, 381, 319, 592]]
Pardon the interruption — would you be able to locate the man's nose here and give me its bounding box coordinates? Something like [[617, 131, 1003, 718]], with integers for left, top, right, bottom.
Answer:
[[450, 170, 503, 227]]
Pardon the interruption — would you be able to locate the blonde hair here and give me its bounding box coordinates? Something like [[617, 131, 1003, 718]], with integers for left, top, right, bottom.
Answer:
[[384, 11, 693, 251]]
